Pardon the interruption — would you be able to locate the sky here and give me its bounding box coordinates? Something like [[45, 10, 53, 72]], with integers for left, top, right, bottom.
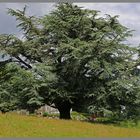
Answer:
[[0, 3, 140, 46]]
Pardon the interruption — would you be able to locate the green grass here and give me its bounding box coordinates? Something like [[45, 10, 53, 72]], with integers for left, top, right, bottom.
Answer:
[[0, 113, 140, 137], [118, 119, 140, 129], [92, 117, 140, 129]]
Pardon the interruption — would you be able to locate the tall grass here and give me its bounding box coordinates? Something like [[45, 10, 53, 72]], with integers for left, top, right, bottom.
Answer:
[[0, 113, 139, 137]]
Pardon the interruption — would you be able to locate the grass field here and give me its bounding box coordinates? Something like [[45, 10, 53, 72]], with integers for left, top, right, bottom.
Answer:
[[0, 113, 139, 137]]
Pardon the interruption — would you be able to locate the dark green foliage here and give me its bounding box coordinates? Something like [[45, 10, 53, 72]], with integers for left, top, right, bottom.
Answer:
[[0, 3, 139, 119], [0, 63, 44, 113]]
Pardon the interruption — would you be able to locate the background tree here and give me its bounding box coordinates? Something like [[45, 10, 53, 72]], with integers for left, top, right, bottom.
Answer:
[[0, 64, 18, 113], [0, 63, 44, 114]]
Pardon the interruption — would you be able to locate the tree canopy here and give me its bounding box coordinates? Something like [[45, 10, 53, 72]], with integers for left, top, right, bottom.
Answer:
[[0, 3, 139, 119]]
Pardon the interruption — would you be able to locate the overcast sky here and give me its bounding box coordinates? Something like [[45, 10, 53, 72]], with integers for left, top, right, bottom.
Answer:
[[0, 3, 140, 46]]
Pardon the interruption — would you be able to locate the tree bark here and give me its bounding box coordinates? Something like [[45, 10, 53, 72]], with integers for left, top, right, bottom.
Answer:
[[28, 107, 35, 114], [57, 102, 72, 119], [1, 110, 6, 114]]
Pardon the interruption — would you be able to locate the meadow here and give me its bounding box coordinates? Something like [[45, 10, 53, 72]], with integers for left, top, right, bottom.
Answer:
[[0, 113, 139, 137]]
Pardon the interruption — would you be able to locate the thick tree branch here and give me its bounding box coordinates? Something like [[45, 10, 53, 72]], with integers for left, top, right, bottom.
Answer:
[[15, 56, 32, 69]]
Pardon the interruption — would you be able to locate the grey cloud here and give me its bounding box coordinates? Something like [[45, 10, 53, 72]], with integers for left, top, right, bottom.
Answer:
[[0, 3, 140, 46], [0, 4, 18, 35], [5, 3, 55, 16], [0, 3, 55, 36]]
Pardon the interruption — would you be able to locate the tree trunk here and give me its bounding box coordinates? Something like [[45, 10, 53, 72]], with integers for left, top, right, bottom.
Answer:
[[57, 102, 72, 119], [28, 107, 35, 114], [1, 110, 6, 114], [59, 107, 71, 119]]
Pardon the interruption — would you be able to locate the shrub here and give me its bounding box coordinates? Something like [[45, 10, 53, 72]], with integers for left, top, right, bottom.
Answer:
[[43, 112, 49, 117], [71, 111, 88, 120]]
